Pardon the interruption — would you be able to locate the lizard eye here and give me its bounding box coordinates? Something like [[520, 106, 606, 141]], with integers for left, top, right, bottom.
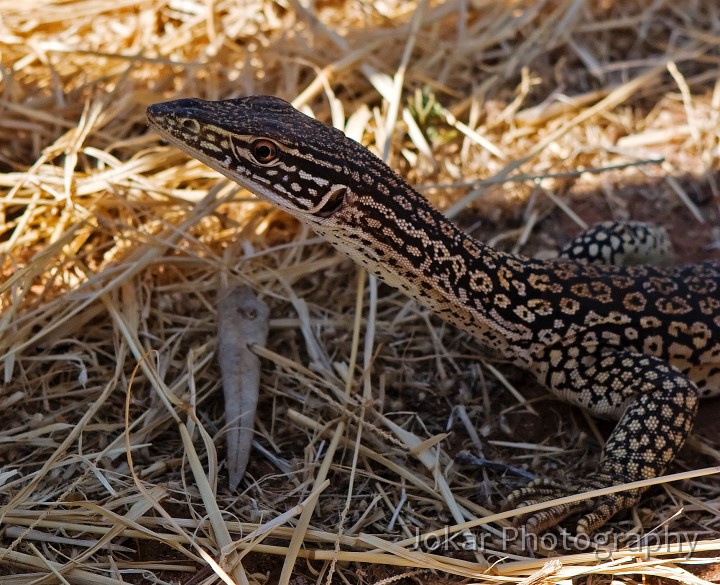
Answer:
[[252, 139, 278, 164]]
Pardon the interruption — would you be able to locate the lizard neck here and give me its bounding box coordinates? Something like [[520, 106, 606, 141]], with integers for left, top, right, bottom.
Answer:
[[313, 177, 538, 364]]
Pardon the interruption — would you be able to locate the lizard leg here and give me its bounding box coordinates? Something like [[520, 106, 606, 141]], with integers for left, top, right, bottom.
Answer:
[[508, 351, 699, 534], [559, 221, 673, 266]]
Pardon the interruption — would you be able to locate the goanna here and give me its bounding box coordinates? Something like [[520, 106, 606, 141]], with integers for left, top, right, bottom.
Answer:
[[147, 95, 720, 534]]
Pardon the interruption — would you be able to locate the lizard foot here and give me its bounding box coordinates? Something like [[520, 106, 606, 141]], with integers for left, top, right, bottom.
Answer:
[[506, 475, 642, 534]]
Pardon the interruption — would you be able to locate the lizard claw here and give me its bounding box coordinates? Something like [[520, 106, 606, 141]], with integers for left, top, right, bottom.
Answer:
[[506, 475, 643, 534]]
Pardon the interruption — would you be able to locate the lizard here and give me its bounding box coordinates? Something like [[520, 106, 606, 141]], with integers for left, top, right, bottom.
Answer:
[[146, 95, 720, 534]]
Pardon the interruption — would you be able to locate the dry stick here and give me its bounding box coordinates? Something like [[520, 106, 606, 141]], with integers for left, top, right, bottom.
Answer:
[[418, 159, 664, 191], [664, 169, 705, 223], [388, 466, 720, 552], [444, 56, 699, 219], [287, 409, 500, 517], [380, 415, 482, 556], [1, 183, 232, 363], [516, 559, 563, 585], [88, 189, 255, 584], [281, 6, 432, 581], [439, 106, 505, 160], [380, 0, 427, 161], [231, 480, 331, 560], [289, 0, 458, 106], [278, 418, 347, 585], [276, 270, 366, 584], [292, 43, 382, 109], [331, 2, 436, 580], [124, 356, 249, 585], [217, 286, 270, 489], [326, 269, 370, 582], [51, 487, 174, 577], [275, 274, 370, 583], [178, 421, 248, 585], [0, 546, 126, 585], [0, 347, 125, 524], [176, 536, 720, 580]]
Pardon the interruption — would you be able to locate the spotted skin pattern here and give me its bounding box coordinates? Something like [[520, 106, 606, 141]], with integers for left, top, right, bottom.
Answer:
[[147, 96, 720, 534], [560, 221, 674, 266]]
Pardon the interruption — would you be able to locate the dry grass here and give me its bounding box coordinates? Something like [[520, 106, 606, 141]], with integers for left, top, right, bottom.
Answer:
[[1, 0, 720, 583]]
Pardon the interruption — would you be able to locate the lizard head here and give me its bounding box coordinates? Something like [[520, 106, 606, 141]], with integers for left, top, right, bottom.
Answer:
[[147, 95, 380, 225]]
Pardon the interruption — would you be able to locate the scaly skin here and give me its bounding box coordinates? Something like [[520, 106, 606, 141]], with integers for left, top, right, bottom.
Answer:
[[147, 96, 720, 533]]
